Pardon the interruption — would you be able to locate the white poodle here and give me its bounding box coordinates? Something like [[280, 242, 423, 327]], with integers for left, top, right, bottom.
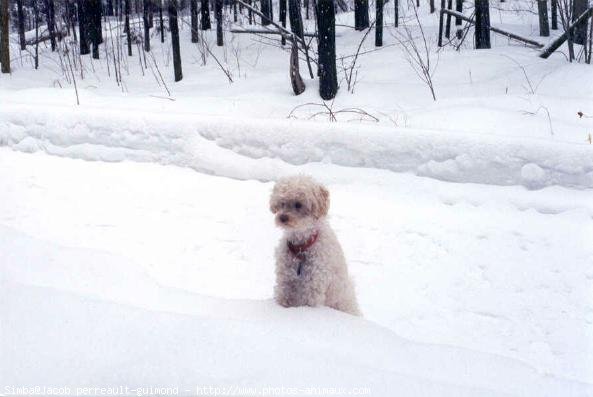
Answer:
[[270, 175, 360, 316]]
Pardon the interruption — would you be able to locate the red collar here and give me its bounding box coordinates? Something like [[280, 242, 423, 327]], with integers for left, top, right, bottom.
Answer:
[[287, 231, 319, 257]]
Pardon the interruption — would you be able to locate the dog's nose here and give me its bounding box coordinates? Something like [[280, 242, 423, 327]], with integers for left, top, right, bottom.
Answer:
[[279, 214, 289, 223]]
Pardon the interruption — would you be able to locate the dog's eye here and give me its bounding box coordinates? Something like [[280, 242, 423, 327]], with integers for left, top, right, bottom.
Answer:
[[295, 201, 302, 210]]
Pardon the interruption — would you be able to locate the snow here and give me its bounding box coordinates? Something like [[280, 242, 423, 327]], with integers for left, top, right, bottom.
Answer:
[[1, 149, 592, 396], [2, 103, 593, 189], [1, 2, 593, 395]]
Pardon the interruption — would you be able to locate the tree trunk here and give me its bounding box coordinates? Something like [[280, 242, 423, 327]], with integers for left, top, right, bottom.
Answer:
[[455, 0, 462, 25], [78, 0, 90, 54], [125, 0, 132, 55], [537, 0, 549, 36], [316, 0, 337, 99], [474, 0, 490, 49], [46, 0, 57, 51], [354, 0, 369, 30], [17, 0, 26, 50], [144, 0, 151, 51], [280, 0, 287, 44], [169, 0, 183, 81], [159, 4, 164, 42], [445, 0, 452, 37], [201, 0, 211, 29], [0, 0, 9, 73], [550, 0, 557, 29], [34, 0, 39, 68], [572, 0, 587, 44], [215, 0, 223, 45], [190, 0, 199, 41], [430, 0, 435, 13], [87, 0, 101, 58], [394, 0, 398, 26], [261, 0, 272, 25], [540, 7, 593, 58], [288, 0, 304, 38], [375, 0, 383, 46], [290, 40, 305, 95]]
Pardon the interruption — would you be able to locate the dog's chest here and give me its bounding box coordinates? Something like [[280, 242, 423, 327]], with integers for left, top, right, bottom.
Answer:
[[287, 252, 315, 280]]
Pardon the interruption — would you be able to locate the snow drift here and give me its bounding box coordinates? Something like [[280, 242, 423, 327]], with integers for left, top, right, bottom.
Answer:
[[1, 103, 592, 190], [2, 225, 591, 397]]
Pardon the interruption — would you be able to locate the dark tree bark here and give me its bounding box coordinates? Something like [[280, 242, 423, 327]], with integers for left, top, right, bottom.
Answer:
[[288, 0, 304, 38], [375, 0, 383, 46], [34, 0, 39, 68], [290, 40, 305, 95], [455, 0, 462, 25], [0, 0, 9, 73], [87, 0, 102, 58], [394, 0, 398, 26], [201, 0, 211, 29], [537, 0, 550, 36], [316, 0, 337, 99], [445, 0, 452, 37], [190, 0, 199, 41], [572, 0, 587, 44], [67, 0, 78, 42], [17, 0, 26, 50], [540, 7, 593, 58], [125, 0, 132, 55], [430, 0, 435, 13], [474, 0, 490, 49], [354, 0, 369, 30], [280, 0, 287, 44], [551, 0, 558, 29], [248, 0, 253, 24], [148, 2, 153, 27], [143, 0, 151, 51], [159, 4, 164, 42], [77, 0, 90, 54], [107, 0, 114, 15], [215, 0, 223, 45], [261, 0, 272, 24], [46, 0, 57, 51], [169, 0, 182, 81], [233, 0, 238, 22]]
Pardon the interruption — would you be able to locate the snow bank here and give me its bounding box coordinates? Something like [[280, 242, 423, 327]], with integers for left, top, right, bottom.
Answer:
[[1, 103, 592, 189], [2, 225, 591, 397]]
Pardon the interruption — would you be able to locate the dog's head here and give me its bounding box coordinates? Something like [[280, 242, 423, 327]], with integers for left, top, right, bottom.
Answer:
[[270, 175, 330, 230]]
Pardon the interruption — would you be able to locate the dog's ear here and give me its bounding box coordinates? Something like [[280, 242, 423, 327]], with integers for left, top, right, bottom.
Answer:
[[315, 185, 330, 218]]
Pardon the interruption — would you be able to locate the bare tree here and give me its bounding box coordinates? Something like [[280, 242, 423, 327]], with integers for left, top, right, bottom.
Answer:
[[376, 0, 384, 46], [537, 0, 550, 36], [78, 0, 90, 55], [144, 0, 151, 51], [190, 0, 199, 42], [169, 0, 182, 81], [391, 2, 438, 100], [355, 0, 370, 30], [17, 0, 26, 50], [0, 0, 9, 73]]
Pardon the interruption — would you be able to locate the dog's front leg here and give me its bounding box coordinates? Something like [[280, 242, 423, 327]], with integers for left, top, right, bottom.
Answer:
[[305, 267, 330, 307]]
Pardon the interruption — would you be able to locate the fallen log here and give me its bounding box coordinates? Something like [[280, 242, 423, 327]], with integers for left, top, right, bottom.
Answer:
[[438, 9, 544, 48], [231, 28, 317, 37], [25, 27, 67, 46], [539, 6, 593, 58]]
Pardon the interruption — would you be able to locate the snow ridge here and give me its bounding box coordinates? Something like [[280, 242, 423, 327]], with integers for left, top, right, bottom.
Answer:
[[1, 103, 592, 189]]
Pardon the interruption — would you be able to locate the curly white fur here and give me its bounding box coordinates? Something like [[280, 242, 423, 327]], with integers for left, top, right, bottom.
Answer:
[[270, 175, 361, 316]]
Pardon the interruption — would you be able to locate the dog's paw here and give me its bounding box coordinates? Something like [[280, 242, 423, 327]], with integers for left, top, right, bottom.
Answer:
[[275, 295, 292, 308]]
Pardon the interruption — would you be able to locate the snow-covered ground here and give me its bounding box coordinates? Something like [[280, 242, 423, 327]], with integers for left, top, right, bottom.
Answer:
[[2, 148, 592, 395], [2, 2, 593, 396]]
